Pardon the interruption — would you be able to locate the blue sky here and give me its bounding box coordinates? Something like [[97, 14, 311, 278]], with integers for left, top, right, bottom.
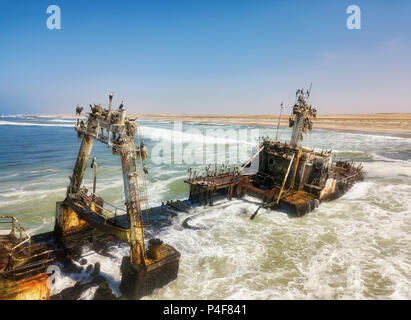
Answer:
[[0, 0, 410, 115]]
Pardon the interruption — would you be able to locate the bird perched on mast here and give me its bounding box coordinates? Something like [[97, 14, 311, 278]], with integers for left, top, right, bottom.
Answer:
[[76, 105, 83, 116]]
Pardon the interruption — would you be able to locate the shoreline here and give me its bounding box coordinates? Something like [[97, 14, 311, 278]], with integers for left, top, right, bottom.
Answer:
[[313, 127, 411, 139], [131, 113, 411, 139], [2, 113, 411, 139]]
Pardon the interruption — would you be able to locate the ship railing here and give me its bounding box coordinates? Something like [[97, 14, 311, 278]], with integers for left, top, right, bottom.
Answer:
[[0, 215, 54, 278], [78, 190, 127, 225], [1, 249, 54, 280], [336, 171, 361, 183], [0, 215, 31, 257]]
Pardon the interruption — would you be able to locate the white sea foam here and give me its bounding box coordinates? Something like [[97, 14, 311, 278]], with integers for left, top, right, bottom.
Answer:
[[140, 125, 255, 145], [0, 187, 66, 208], [48, 119, 75, 123], [0, 120, 72, 127], [45, 175, 411, 300], [363, 161, 411, 179]]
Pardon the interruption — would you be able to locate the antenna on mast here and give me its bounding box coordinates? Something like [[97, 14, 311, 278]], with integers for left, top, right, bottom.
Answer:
[[275, 102, 284, 141], [307, 82, 312, 99]]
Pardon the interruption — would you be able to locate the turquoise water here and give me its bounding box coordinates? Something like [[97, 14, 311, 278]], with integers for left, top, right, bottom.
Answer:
[[0, 115, 410, 299]]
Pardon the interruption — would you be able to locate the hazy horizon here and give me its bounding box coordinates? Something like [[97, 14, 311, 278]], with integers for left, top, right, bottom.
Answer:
[[2, 111, 411, 117], [1, 0, 411, 115]]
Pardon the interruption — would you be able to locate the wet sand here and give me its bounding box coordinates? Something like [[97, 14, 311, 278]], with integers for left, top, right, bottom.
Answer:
[[131, 113, 411, 138]]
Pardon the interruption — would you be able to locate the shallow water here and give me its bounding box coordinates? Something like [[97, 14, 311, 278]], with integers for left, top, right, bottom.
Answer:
[[0, 115, 410, 299]]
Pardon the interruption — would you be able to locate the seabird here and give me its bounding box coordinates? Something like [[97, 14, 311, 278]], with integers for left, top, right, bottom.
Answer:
[[76, 105, 83, 116], [143, 166, 149, 175]]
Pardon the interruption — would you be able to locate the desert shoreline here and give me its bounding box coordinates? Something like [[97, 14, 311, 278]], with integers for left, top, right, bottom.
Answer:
[[130, 113, 411, 139], [21, 112, 411, 138]]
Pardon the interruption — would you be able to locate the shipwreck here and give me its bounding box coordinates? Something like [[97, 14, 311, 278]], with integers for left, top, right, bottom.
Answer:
[[1, 94, 180, 300], [1, 88, 364, 300], [185, 88, 364, 218]]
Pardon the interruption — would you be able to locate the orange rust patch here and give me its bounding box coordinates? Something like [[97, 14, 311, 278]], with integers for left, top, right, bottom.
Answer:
[[56, 201, 90, 236], [282, 191, 314, 205], [0, 272, 50, 300]]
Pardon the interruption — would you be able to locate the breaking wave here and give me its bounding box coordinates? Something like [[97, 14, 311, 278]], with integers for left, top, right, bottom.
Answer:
[[0, 120, 72, 127]]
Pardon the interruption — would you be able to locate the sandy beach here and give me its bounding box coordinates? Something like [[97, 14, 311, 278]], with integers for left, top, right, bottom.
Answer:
[[131, 113, 411, 138]]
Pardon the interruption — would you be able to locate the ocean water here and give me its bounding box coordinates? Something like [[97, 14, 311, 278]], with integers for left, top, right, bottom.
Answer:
[[0, 114, 410, 299]]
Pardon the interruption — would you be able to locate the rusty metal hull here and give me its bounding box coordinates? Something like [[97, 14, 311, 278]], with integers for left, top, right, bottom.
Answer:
[[185, 139, 364, 217], [50, 94, 182, 299], [120, 246, 180, 299], [2, 202, 181, 300], [0, 216, 54, 300], [0, 272, 50, 300]]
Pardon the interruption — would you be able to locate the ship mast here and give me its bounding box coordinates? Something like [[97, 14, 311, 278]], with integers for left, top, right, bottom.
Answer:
[[275, 102, 284, 141], [289, 85, 317, 146]]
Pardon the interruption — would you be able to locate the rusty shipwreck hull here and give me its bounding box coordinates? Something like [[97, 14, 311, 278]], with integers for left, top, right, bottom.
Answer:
[[2, 93, 181, 300], [278, 173, 363, 216], [1, 200, 182, 300], [0, 215, 54, 300], [185, 88, 365, 218], [186, 165, 363, 217]]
